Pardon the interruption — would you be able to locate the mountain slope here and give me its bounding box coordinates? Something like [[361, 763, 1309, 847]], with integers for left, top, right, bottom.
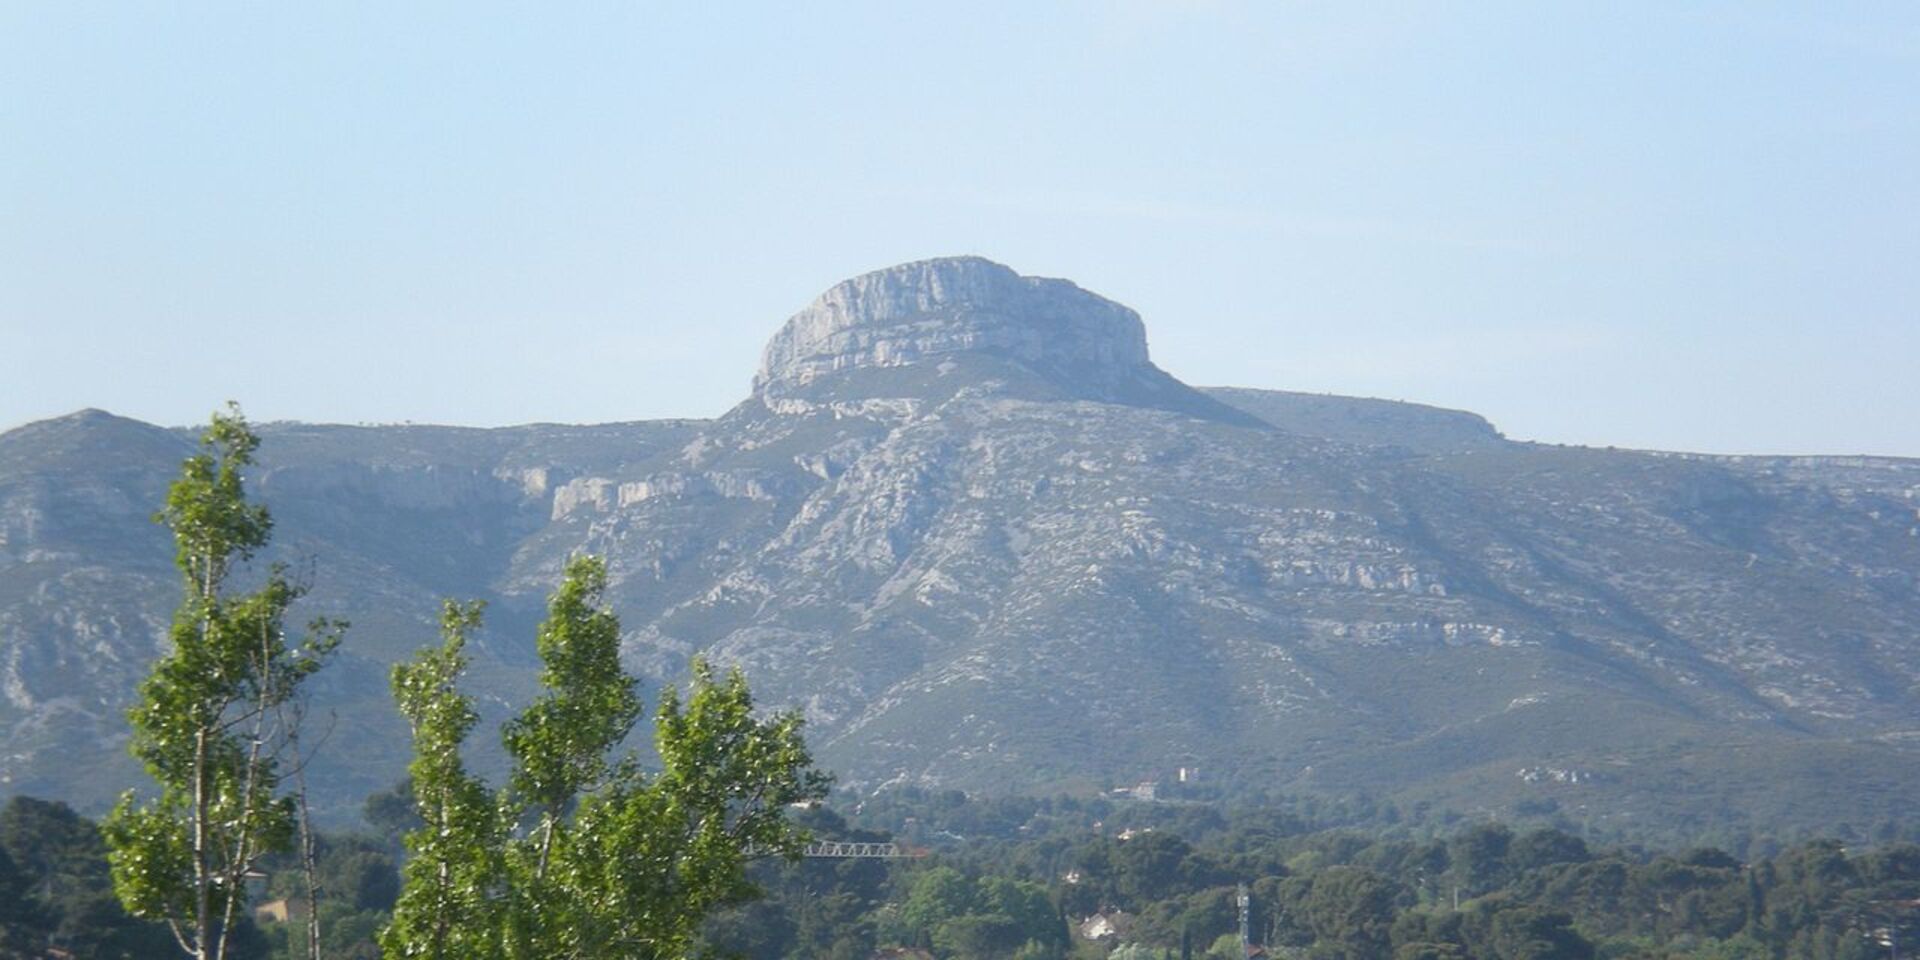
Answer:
[[4, 257, 1917, 832]]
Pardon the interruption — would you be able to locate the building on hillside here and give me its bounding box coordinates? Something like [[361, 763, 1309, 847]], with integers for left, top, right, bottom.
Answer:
[[1077, 911, 1136, 942], [253, 898, 309, 926]]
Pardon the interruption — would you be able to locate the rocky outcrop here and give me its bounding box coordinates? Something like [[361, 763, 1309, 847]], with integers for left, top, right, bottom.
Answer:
[[548, 469, 809, 520], [754, 257, 1153, 398]]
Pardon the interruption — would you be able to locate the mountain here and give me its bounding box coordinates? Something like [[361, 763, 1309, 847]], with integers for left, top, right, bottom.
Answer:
[[5, 257, 1919, 834]]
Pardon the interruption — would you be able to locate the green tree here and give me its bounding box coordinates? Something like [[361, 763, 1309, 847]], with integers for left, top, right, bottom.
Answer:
[[381, 556, 830, 960], [1297, 866, 1401, 960], [1484, 905, 1593, 960], [901, 867, 979, 941], [933, 914, 1025, 959], [0, 842, 50, 957], [1112, 832, 1196, 907], [360, 780, 423, 852], [380, 601, 500, 960], [978, 876, 1066, 948], [1394, 945, 1469, 960], [259, 832, 401, 960], [1202, 932, 1243, 960], [102, 405, 343, 960], [1507, 830, 1591, 875], [1450, 823, 1515, 897], [1, 795, 175, 958]]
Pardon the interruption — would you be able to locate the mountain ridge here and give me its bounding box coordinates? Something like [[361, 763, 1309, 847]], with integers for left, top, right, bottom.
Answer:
[[4, 257, 1917, 834]]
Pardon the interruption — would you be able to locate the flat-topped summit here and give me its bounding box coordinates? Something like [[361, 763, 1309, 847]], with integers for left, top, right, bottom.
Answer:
[[754, 257, 1153, 399]]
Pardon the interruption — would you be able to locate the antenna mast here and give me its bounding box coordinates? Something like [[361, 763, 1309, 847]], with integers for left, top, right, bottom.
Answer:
[[1237, 882, 1252, 958]]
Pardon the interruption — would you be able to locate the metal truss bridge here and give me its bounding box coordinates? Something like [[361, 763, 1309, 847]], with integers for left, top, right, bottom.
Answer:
[[749, 841, 927, 859]]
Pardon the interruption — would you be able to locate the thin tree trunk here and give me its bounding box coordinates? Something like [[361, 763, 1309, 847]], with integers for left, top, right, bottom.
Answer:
[[194, 728, 210, 960], [285, 711, 323, 960], [433, 782, 453, 956], [217, 622, 281, 960], [194, 554, 217, 960], [300, 793, 323, 960], [537, 811, 557, 881]]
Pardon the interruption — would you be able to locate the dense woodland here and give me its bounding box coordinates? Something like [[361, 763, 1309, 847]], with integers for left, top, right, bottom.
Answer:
[[4, 786, 1918, 960]]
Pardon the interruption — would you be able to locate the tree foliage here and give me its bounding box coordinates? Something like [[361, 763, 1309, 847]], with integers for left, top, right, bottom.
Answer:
[[380, 600, 500, 959], [0, 795, 177, 958], [14, 783, 1920, 960], [881, 865, 1066, 959], [101, 405, 343, 960], [381, 555, 830, 960]]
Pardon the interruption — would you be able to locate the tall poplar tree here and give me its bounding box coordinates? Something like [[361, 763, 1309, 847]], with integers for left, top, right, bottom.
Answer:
[[382, 555, 830, 960], [103, 404, 343, 960], [381, 600, 501, 959]]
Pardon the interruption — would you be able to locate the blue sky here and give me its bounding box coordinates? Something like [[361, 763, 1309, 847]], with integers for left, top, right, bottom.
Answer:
[[3, 3, 1916, 455]]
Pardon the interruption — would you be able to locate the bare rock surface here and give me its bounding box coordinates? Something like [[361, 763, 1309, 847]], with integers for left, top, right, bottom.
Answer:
[[756, 257, 1150, 395]]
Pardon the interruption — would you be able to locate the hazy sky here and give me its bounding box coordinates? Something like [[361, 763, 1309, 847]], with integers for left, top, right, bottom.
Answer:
[[4, 3, 1916, 456]]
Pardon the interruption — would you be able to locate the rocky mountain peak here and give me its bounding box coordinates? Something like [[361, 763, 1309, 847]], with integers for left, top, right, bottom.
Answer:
[[753, 257, 1153, 399]]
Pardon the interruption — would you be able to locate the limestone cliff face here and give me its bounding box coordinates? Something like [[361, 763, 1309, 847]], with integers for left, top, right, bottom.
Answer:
[[754, 257, 1153, 398]]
